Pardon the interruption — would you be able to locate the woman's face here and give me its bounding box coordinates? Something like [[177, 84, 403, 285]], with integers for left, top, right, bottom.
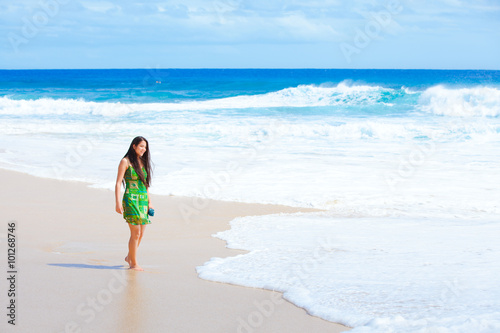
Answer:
[[133, 140, 147, 157]]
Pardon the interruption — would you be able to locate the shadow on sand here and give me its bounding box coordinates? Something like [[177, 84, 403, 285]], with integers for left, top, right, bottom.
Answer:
[[48, 263, 126, 270]]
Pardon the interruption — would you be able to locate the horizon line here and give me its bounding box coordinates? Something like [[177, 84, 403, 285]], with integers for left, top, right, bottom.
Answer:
[[1, 68, 499, 71]]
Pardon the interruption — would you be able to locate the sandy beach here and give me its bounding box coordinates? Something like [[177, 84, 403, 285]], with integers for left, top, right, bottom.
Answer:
[[0, 168, 349, 333]]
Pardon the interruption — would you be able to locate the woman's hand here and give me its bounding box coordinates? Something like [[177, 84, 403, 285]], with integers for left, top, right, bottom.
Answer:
[[116, 203, 123, 214], [148, 202, 154, 210]]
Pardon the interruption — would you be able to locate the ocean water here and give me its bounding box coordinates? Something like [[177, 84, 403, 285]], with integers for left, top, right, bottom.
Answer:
[[1, 69, 500, 331]]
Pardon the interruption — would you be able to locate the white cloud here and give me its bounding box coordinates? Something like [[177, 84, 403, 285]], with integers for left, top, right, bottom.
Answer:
[[276, 14, 341, 42], [80, 1, 120, 13]]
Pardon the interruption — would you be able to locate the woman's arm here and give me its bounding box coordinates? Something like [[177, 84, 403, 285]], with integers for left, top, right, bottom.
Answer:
[[147, 186, 153, 210], [115, 158, 128, 214]]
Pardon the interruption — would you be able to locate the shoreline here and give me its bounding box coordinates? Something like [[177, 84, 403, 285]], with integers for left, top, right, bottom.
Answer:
[[0, 168, 350, 332]]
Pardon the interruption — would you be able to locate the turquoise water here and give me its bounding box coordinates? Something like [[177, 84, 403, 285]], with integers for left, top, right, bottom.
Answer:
[[1, 68, 499, 102]]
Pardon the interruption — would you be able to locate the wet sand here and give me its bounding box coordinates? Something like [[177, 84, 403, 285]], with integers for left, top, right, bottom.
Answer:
[[0, 168, 350, 332]]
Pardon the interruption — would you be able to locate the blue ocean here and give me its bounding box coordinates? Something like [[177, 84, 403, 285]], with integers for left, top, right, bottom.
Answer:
[[1, 69, 500, 332]]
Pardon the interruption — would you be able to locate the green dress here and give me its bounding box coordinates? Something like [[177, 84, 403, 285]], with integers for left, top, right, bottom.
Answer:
[[122, 165, 151, 225]]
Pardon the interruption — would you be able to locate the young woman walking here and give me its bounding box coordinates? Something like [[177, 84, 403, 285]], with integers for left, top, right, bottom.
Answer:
[[115, 136, 153, 271]]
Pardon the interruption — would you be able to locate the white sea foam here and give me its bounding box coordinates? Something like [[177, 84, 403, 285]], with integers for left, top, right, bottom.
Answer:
[[197, 213, 500, 332], [0, 82, 394, 116], [2, 108, 500, 213], [0, 96, 138, 116], [419, 85, 500, 117], [3, 84, 499, 118], [1, 110, 499, 143]]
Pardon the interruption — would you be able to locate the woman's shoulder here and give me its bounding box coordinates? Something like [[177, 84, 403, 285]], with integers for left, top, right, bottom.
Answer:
[[120, 157, 131, 168]]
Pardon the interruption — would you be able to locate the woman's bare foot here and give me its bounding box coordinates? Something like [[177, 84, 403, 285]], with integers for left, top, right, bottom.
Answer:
[[129, 264, 144, 271], [125, 255, 143, 270]]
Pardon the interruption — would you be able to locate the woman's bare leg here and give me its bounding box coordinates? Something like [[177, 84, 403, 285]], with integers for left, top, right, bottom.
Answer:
[[126, 223, 143, 271], [137, 224, 147, 247]]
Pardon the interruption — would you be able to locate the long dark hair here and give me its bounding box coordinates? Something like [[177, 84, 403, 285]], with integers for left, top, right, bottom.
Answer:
[[123, 136, 153, 188]]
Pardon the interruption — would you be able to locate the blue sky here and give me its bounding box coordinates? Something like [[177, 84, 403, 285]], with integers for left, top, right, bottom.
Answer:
[[1, 0, 499, 69]]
